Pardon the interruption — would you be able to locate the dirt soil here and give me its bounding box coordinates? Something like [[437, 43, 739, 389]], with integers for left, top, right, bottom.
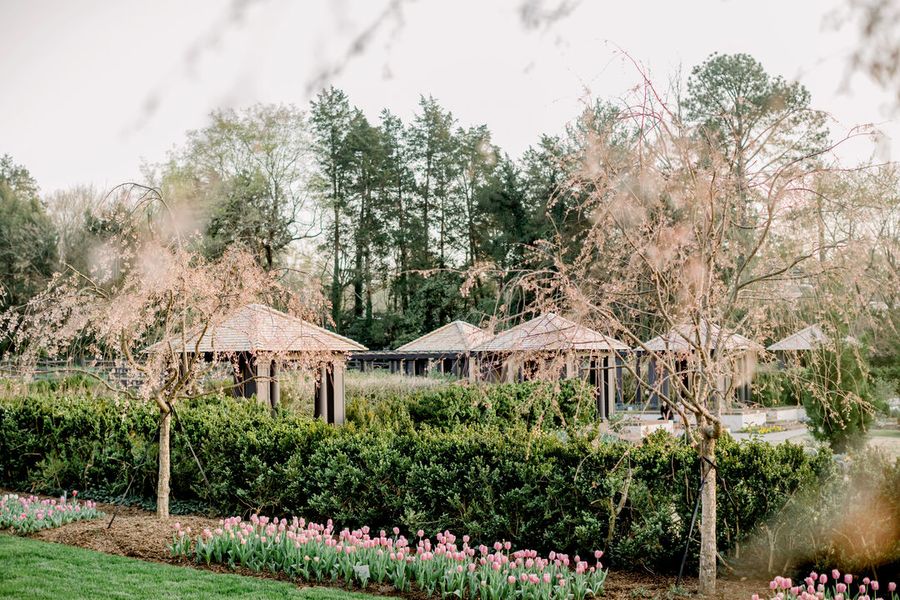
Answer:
[[18, 497, 766, 600]]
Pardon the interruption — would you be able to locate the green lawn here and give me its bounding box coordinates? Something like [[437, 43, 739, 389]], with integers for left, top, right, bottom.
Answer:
[[0, 534, 384, 600], [871, 429, 900, 438]]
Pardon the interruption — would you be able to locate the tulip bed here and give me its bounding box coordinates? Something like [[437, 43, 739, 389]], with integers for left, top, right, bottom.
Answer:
[[170, 515, 607, 600], [0, 493, 103, 534], [752, 570, 898, 600]]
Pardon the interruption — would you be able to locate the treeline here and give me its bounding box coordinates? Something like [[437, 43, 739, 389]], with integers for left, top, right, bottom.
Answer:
[[305, 89, 606, 347], [2, 52, 898, 352]]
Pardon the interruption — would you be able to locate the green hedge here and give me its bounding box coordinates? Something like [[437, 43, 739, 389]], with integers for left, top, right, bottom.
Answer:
[[0, 391, 831, 572], [346, 379, 598, 431]]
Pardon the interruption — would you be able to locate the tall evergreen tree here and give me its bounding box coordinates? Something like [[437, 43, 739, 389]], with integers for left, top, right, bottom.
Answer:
[[310, 88, 355, 330], [0, 156, 57, 318]]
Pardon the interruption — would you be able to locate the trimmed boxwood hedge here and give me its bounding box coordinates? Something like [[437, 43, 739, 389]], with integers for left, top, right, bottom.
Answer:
[[0, 390, 831, 571]]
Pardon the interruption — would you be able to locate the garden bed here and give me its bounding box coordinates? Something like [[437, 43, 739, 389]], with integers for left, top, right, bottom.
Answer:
[[721, 409, 767, 431], [7, 493, 768, 600]]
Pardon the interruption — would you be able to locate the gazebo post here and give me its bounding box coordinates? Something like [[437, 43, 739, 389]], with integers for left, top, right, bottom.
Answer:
[[332, 359, 346, 425], [256, 356, 270, 407], [634, 354, 642, 405], [269, 360, 280, 410], [615, 356, 624, 408], [648, 357, 658, 408], [565, 353, 577, 379], [312, 360, 345, 424], [660, 362, 670, 411], [314, 363, 328, 420], [605, 354, 616, 419]]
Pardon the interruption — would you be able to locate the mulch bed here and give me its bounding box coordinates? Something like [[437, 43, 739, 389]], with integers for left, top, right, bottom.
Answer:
[[9, 494, 766, 599]]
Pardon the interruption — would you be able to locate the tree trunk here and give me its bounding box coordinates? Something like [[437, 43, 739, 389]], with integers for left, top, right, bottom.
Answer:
[[156, 408, 172, 520], [698, 434, 717, 595], [331, 203, 342, 329]]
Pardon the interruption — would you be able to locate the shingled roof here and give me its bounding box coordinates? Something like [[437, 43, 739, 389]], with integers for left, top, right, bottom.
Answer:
[[767, 325, 829, 351], [149, 303, 367, 354], [395, 320, 493, 353], [641, 320, 762, 352], [473, 313, 629, 352]]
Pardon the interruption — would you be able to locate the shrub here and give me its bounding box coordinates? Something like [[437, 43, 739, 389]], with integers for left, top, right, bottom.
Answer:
[[754, 368, 803, 408], [734, 448, 899, 577], [801, 348, 876, 453], [346, 379, 598, 432], [0, 391, 831, 572]]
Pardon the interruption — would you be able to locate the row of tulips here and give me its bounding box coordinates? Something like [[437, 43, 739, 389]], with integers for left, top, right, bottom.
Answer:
[[169, 515, 607, 600], [753, 570, 898, 600], [0, 492, 102, 534]]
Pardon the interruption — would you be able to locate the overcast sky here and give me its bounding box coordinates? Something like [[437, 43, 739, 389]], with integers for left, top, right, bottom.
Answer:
[[1, 0, 896, 194]]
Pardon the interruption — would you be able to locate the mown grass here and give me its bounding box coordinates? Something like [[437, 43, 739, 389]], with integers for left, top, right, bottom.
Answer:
[[0, 534, 386, 600], [871, 429, 900, 438]]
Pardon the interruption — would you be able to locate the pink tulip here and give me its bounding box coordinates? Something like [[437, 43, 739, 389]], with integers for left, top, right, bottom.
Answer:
[[832, 570, 840, 580], [507, 575, 516, 585], [845, 574, 853, 585], [871, 581, 879, 591], [888, 582, 896, 593]]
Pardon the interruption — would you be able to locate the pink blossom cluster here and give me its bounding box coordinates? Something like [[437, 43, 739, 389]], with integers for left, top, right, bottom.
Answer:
[[0, 492, 102, 534], [170, 514, 606, 600], [752, 569, 897, 600]]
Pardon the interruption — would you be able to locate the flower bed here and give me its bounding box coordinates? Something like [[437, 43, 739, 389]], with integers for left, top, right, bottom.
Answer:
[[170, 515, 607, 600], [0, 493, 103, 534], [752, 570, 897, 600]]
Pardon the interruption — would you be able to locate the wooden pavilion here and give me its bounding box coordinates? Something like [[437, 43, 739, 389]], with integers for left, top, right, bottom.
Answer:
[[149, 303, 366, 424], [471, 313, 629, 419], [767, 324, 829, 352], [636, 320, 763, 407], [349, 320, 493, 378]]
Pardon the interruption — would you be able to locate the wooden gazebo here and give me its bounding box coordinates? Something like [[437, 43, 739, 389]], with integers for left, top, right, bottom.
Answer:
[[637, 320, 763, 406], [472, 313, 629, 419], [767, 324, 829, 352], [150, 303, 366, 424]]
